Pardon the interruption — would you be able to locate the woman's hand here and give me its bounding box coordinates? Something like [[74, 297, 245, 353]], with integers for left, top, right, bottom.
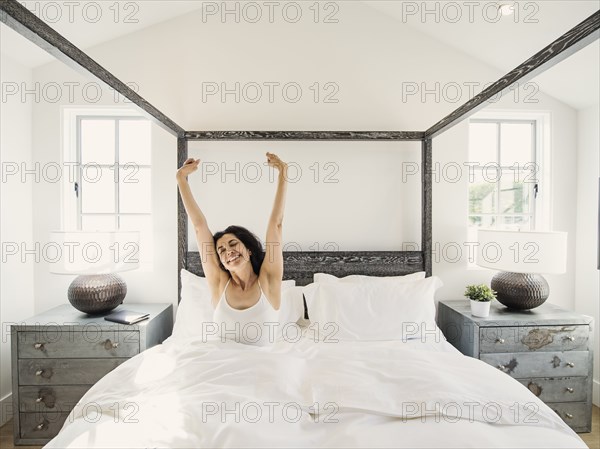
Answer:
[[177, 158, 200, 180], [266, 152, 287, 176]]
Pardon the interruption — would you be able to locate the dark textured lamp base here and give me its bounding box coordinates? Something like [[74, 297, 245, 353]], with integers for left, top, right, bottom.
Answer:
[[491, 272, 549, 310], [68, 274, 126, 314]]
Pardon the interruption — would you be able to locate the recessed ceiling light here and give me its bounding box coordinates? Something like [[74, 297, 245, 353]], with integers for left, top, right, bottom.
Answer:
[[498, 1, 515, 16]]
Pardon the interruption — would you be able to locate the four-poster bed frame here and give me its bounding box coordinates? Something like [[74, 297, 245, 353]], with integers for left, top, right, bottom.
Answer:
[[1, 0, 598, 298]]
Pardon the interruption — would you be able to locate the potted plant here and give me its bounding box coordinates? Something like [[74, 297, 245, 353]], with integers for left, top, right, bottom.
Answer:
[[464, 284, 496, 318]]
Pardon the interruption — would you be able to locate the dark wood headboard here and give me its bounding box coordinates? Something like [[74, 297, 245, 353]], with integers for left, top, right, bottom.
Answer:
[[186, 250, 425, 286]]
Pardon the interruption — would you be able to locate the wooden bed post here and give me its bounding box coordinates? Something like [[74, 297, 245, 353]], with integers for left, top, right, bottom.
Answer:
[[422, 138, 433, 277], [177, 137, 188, 302]]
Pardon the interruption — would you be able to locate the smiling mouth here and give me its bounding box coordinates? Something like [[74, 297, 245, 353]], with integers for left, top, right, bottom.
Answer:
[[227, 255, 241, 263]]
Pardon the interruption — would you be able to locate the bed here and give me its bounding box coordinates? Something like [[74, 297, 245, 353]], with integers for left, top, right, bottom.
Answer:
[[1, 1, 596, 448], [42, 272, 590, 449], [43, 270, 588, 449]]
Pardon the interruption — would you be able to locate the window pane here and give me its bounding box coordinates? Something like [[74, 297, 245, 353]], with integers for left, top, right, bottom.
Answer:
[[469, 171, 496, 214], [81, 167, 115, 213], [498, 215, 531, 230], [468, 215, 496, 228], [81, 215, 116, 231], [499, 175, 531, 214], [469, 122, 497, 165], [81, 119, 115, 165], [513, 165, 539, 184], [119, 167, 151, 213], [500, 123, 533, 167], [119, 120, 151, 165], [119, 215, 153, 263]]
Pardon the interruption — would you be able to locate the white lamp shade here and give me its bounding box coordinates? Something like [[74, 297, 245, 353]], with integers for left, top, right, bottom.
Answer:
[[48, 231, 140, 275], [477, 229, 567, 274]]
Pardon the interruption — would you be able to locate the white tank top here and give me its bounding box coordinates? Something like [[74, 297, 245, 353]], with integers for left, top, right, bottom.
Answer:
[[212, 279, 279, 346]]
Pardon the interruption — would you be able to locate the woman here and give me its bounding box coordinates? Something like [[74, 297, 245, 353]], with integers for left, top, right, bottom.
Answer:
[[176, 152, 288, 345]]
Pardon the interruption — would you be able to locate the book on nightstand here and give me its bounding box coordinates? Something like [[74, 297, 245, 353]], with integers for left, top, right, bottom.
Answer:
[[104, 309, 150, 325]]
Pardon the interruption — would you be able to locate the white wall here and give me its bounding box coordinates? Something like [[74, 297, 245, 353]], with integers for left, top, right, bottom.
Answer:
[[575, 103, 600, 405], [0, 54, 35, 426]]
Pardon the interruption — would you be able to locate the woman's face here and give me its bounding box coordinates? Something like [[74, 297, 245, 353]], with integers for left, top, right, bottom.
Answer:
[[216, 233, 251, 271]]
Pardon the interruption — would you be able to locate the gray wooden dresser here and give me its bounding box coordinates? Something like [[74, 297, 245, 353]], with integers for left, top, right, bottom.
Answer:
[[437, 300, 594, 433], [10, 303, 173, 445]]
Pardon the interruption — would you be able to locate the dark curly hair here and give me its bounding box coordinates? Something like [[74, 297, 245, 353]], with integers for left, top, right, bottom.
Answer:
[[213, 225, 265, 275]]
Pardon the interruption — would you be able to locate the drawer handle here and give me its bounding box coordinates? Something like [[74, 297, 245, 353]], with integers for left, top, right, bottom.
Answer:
[[565, 413, 573, 420], [35, 389, 56, 408], [103, 339, 119, 350], [566, 387, 574, 393], [33, 343, 45, 350], [496, 338, 505, 344], [35, 422, 46, 430], [35, 369, 52, 379], [564, 336, 575, 342], [566, 362, 575, 368]]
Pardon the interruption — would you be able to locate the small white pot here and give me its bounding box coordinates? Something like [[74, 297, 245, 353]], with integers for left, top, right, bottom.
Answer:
[[470, 299, 491, 318]]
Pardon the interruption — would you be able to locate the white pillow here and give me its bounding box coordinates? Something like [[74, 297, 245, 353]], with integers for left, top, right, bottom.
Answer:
[[314, 272, 426, 283], [173, 269, 296, 340], [303, 276, 442, 342], [172, 269, 213, 340], [277, 286, 305, 325]]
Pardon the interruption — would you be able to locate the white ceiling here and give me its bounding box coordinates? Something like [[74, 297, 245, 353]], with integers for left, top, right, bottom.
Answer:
[[364, 0, 600, 110], [0, 1, 205, 67], [1, 0, 598, 110]]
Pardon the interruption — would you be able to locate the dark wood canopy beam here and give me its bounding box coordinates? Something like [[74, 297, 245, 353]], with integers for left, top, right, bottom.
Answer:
[[177, 137, 188, 301], [422, 138, 433, 277], [185, 131, 425, 141]]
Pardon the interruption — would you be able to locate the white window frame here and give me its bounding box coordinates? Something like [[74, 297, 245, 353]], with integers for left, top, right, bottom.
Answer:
[[60, 106, 153, 270], [468, 110, 552, 231], [466, 110, 551, 270]]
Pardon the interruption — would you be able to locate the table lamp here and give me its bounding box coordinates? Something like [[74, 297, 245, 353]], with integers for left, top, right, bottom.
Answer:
[[49, 231, 140, 314], [476, 229, 567, 310]]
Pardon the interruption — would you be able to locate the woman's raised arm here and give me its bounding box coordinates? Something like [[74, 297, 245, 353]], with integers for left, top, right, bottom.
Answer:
[[176, 158, 226, 292], [260, 152, 288, 301]]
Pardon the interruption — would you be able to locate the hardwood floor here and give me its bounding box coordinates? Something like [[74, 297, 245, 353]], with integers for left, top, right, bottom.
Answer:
[[581, 405, 600, 449], [1, 406, 599, 449], [0, 420, 41, 449]]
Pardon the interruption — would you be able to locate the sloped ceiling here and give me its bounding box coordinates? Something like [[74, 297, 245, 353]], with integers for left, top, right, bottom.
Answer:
[[364, 1, 599, 109], [1, 1, 598, 110], [0, 1, 205, 67]]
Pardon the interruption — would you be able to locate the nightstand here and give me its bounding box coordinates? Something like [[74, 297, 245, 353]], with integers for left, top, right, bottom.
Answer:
[[10, 302, 173, 445], [437, 300, 594, 433]]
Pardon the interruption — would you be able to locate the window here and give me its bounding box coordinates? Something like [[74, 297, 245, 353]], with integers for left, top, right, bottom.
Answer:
[[468, 118, 538, 231], [466, 111, 551, 262], [62, 108, 153, 268]]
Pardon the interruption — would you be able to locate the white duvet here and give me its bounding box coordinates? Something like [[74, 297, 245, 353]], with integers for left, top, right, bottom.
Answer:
[[44, 332, 587, 449]]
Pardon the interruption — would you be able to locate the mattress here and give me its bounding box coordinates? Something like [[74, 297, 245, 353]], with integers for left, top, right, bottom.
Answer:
[[43, 330, 587, 448]]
